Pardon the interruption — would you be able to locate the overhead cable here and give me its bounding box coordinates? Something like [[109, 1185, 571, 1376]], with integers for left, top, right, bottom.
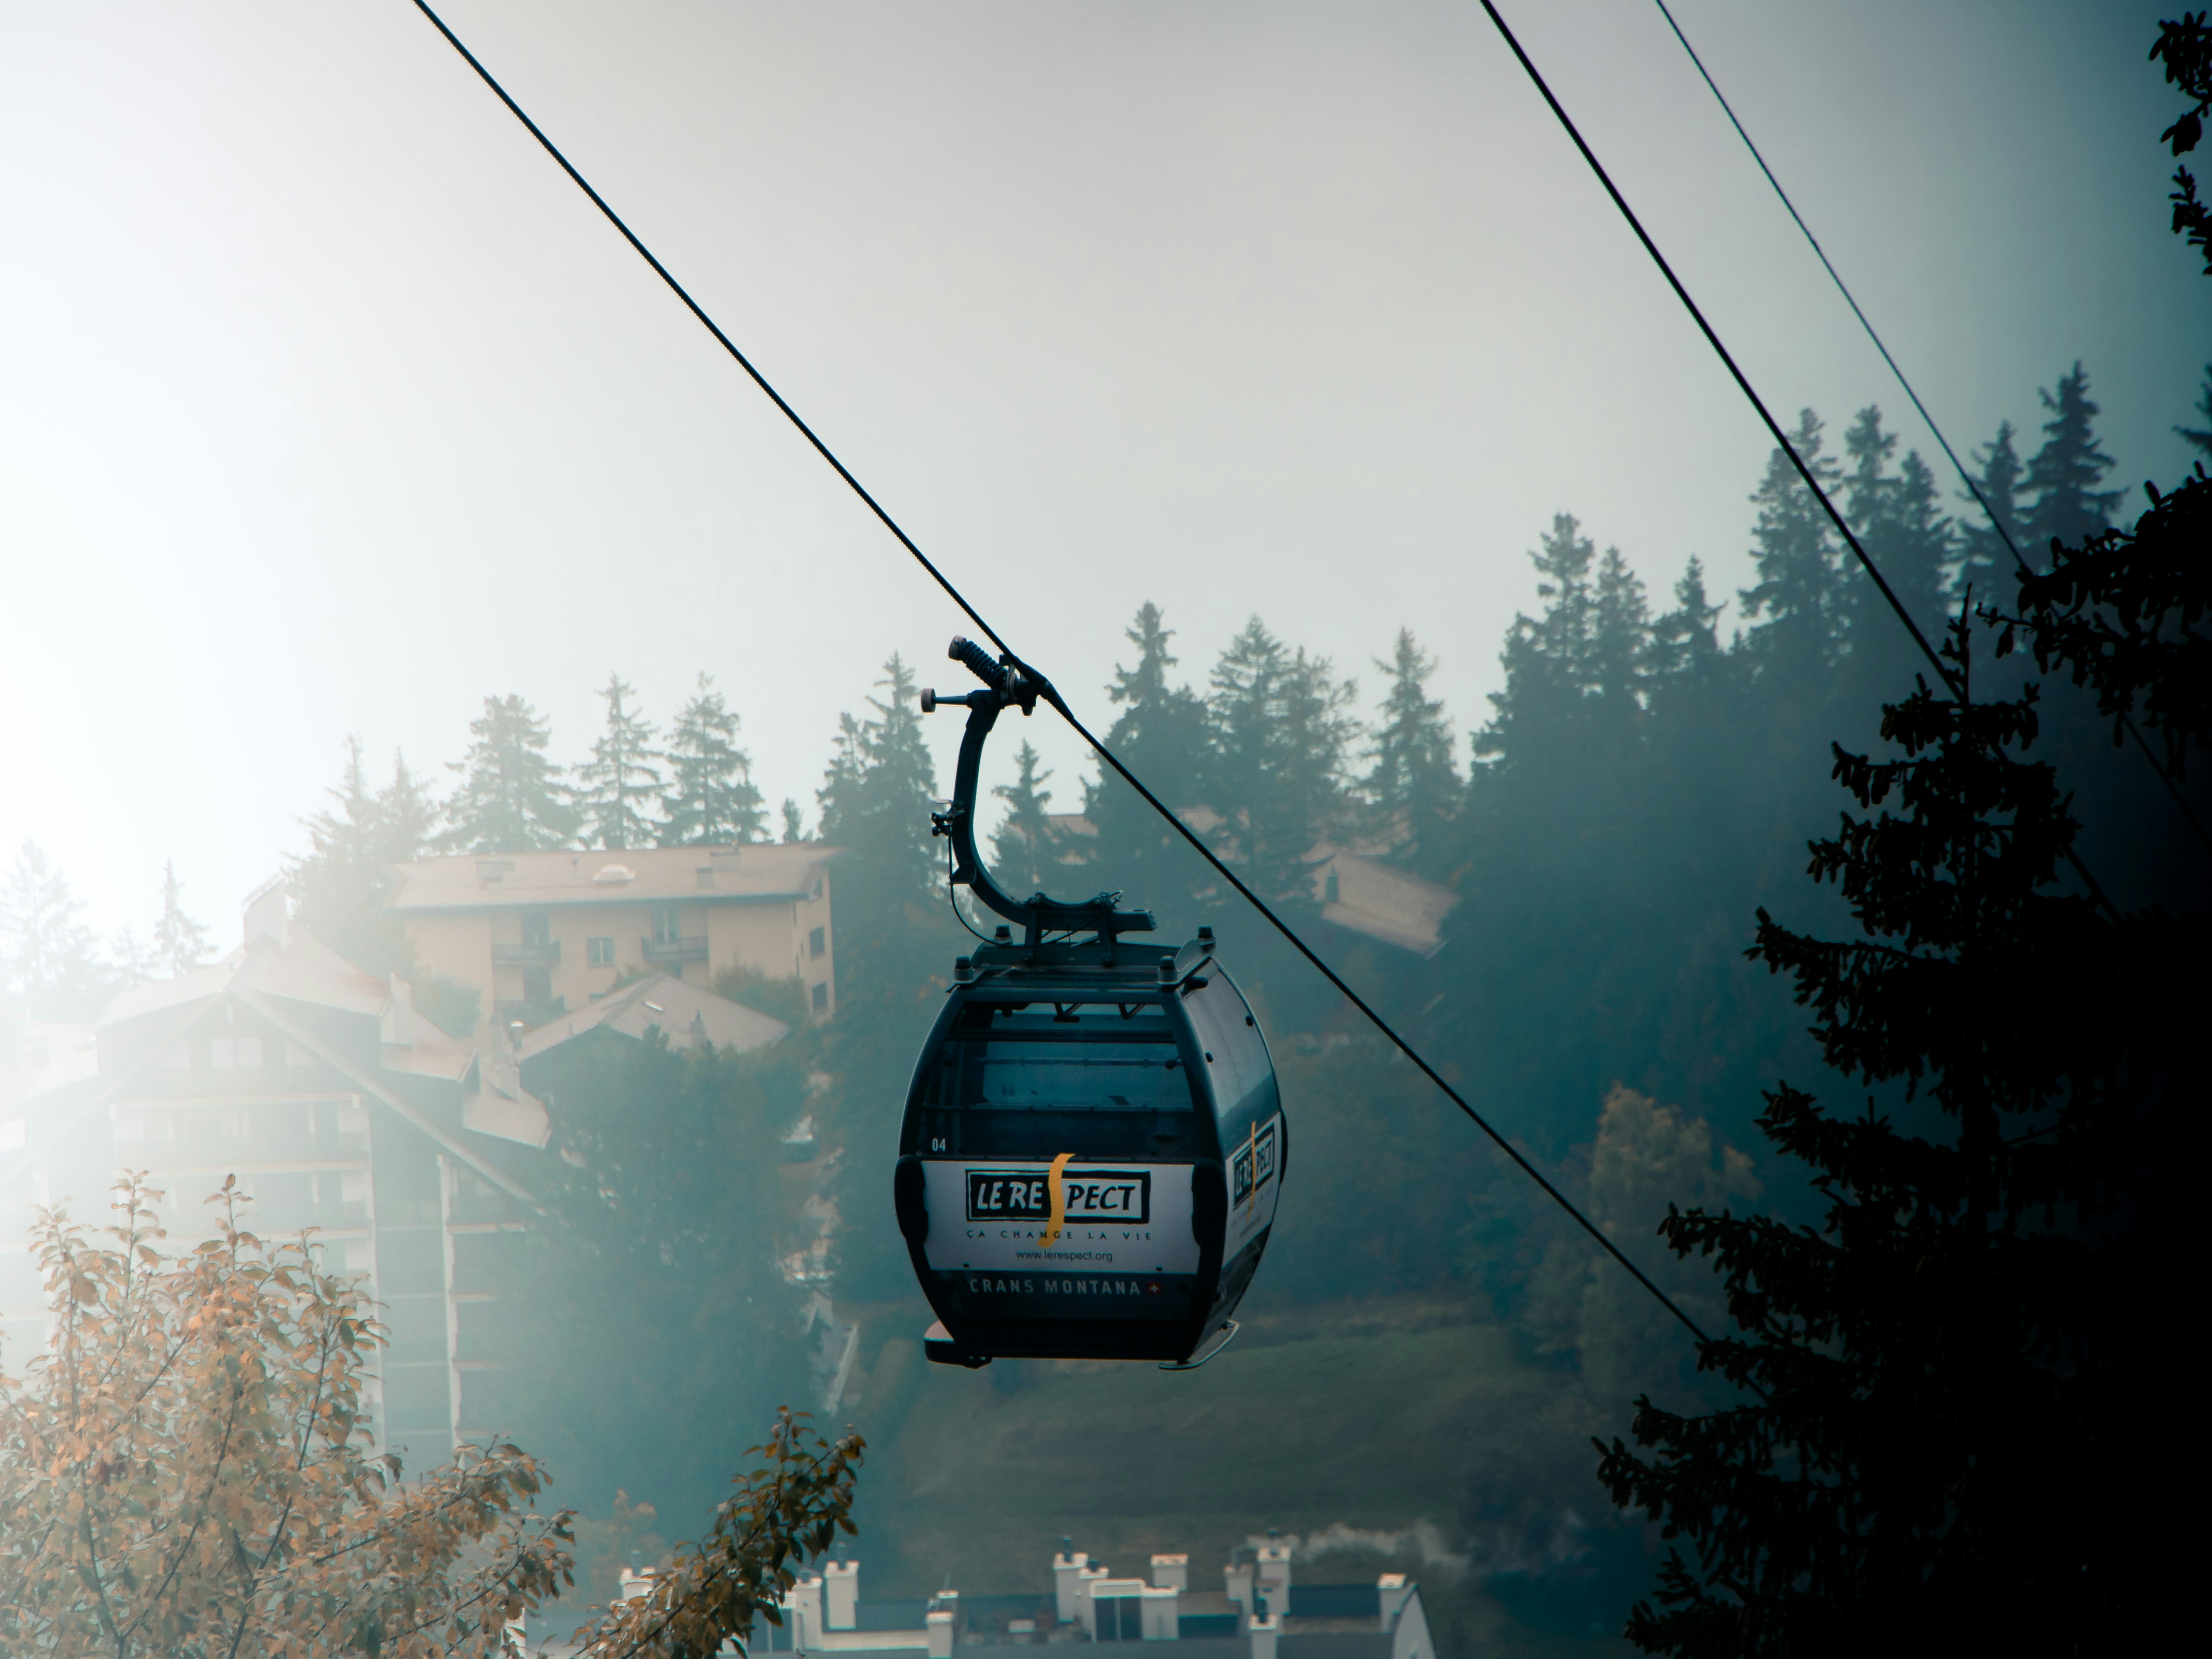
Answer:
[[1470, 0, 2121, 920], [406, 0, 1715, 1346], [1648, 0, 2211, 856]]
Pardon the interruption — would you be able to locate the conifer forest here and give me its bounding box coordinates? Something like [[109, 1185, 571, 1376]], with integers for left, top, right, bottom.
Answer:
[[0, 5, 2205, 1656]]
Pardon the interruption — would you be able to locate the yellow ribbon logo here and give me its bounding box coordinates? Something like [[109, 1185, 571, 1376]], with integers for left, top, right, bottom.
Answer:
[[1040, 1151, 1075, 1249]]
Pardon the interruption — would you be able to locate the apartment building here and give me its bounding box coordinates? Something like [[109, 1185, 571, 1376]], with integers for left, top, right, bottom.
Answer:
[[0, 885, 547, 1469], [385, 842, 841, 1030]]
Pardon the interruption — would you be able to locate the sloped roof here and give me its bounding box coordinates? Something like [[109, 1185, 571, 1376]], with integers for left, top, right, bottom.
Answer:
[[1041, 812, 1458, 958], [516, 971, 791, 1063], [386, 842, 842, 913]]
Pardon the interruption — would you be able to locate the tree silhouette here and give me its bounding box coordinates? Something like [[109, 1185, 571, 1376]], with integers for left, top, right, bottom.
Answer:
[[989, 740, 1060, 895], [575, 673, 665, 851], [662, 672, 765, 846], [1599, 594, 2188, 1652], [442, 695, 578, 853], [2021, 362, 2119, 555], [151, 858, 211, 978]]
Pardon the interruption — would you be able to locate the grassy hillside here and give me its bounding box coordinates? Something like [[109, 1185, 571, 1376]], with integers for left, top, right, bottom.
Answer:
[[837, 1294, 1643, 1657]]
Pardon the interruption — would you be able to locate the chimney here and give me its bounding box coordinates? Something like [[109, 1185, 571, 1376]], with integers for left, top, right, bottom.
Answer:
[[1257, 1537, 1293, 1617], [1248, 1612, 1280, 1659], [788, 1574, 824, 1648], [1377, 1574, 1413, 1631], [1140, 1584, 1181, 1641], [1150, 1554, 1189, 1592], [1053, 1546, 1090, 1623], [1075, 1567, 1109, 1637], [926, 1609, 955, 1659], [1224, 1560, 1256, 1618], [242, 878, 289, 949], [825, 1560, 859, 1631]]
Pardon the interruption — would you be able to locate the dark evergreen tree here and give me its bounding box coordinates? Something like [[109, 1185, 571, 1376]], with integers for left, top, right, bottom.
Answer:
[[1841, 408, 1954, 698], [152, 859, 211, 978], [2177, 365, 2212, 458], [575, 674, 664, 851], [1205, 619, 1355, 907], [811, 655, 963, 1301], [1647, 557, 1724, 687], [988, 740, 1059, 895], [1473, 514, 1607, 784], [291, 740, 443, 985], [442, 695, 578, 853], [1598, 607, 2187, 1653], [503, 1031, 809, 1527], [780, 798, 806, 843], [1081, 603, 1215, 916], [1738, 410, 1846, 679], [2021, 362, 2119, 556], [0, 842, 110, 1021], [661, 673, 765, 846], [1590, 543, 1652, 756], [1954, 419, 2026, 598], [1361, 629, 1460, 876], [2154, 11, 2212, 275]]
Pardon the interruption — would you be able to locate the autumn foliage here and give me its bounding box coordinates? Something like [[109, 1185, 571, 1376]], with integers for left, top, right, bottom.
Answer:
[[0, 1175, 572, 1657]]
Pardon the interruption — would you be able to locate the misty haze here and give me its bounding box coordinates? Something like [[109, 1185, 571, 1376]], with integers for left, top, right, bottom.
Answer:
[[2, 4, 2204, 1656]]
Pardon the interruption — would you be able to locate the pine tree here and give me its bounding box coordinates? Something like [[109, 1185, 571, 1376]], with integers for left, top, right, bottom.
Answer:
[[1474, 514, 1600, 778], [989, 741, 1059, 894], [662, 673, 765, 846], [1590, 544, 1652, 738], [2176, 366, 2212, 458], [1842, 408, 1954, 695], [780, 798, 806, 843], [1597, 608, 2187, 1652], [1954, 420, 2026, 599], [293, 741, 442, 977], [0, 842, 110, 1021], [152, 859, 211, 977], [1648, 557, 1724, 686], [814, 655, 941, 918], [442, 696, 578, 853], [1361, 629, 1460, 873], [2021, 361, 2119, 556], [574, 674, 664, 851], [1082, 603, 1215, 914], [108, 926, 162, 988], [1204, 619, 1353, 905], [1738, 409, 1846, 675]]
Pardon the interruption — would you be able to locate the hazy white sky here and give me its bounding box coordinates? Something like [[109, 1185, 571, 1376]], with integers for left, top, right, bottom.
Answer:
[[2, 0, 2204, 943]]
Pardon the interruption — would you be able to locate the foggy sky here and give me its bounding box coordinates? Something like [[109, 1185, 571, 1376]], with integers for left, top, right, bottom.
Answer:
[[2, 0, 2203, 942]]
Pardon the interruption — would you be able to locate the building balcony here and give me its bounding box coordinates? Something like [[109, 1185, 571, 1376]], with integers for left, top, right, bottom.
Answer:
[[491, 939, 562, 966], [493, 997, 566, 1031], [641, 934, 709, 966]]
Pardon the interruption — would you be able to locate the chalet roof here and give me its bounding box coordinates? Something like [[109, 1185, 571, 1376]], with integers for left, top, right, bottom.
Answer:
[[516, 971, 791, 1063], [386, 842, 842, 913], [1042, 813, 1458, 958]]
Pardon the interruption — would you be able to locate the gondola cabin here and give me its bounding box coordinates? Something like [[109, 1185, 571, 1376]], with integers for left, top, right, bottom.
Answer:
[[895, 929, 1283, 1367]]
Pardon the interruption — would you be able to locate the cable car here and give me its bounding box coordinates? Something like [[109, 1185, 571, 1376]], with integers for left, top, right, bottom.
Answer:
[[894, 638, 1285, 1370]]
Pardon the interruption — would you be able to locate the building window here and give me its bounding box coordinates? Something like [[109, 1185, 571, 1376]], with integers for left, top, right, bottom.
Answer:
[[522, 912, 552, 948], [809, 927, 826, 960], [651, 907, 682, 946], [211, 1036, 263, 1070], [811, 981, 829, 1013], [587, 937, 615, 967]]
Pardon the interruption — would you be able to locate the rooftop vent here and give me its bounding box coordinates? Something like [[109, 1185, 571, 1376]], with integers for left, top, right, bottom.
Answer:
[[593, 864, 636, 884]]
